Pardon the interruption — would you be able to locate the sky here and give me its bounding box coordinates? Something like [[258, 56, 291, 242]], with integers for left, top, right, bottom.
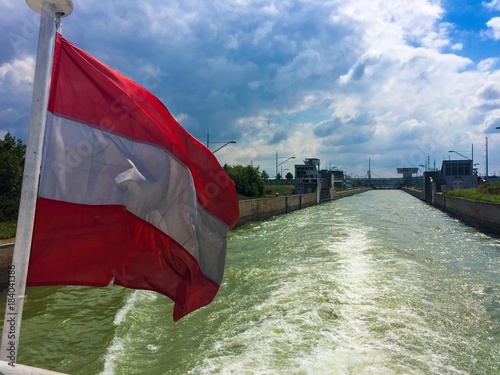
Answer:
[[2, 0, 500, 178]]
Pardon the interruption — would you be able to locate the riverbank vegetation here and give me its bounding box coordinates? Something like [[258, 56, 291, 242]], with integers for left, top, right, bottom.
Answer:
[[223, 164, 265, 198], [0, 222, 16, 240], [443, 182, 500, 204], [0, 133, 25, 223], [0, 133, 25, 240]]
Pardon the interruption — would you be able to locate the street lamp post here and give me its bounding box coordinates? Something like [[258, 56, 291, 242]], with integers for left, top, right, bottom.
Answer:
[[275, 152, 295, 195], [486, 137, 489, 183], [213, 141, 236, 153], [207, 132, 236, 153]]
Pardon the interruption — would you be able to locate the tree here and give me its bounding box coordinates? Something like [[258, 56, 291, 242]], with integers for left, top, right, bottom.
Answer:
[[224, 164, 265, 197], [0, 133, 26, 221], [286, 172, 293, 180], [261, 170, 269, 180]]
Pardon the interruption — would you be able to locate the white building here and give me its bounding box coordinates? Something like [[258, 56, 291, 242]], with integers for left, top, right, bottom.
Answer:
[[294, 158, 321, 194]]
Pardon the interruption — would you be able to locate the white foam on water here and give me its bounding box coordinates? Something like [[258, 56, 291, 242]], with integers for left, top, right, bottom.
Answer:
[[187, 207, 480, 375], [100, 290, 140, 375], [99, 336, 124, 375], [99, 290, 164, 374], [113, 290, 140, 326], [186, 224, 388, 374], [292, 225, 400, 374]]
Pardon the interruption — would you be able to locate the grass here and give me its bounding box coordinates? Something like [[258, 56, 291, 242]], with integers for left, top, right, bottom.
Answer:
[[0, 221, 16, 240], [263, 185, 295, 198], [443, 182, 500, 204], [237, 185, 296, 200]]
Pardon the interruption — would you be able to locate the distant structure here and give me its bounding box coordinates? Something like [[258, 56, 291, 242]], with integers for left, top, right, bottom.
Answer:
[[294, 158, 321, 194], [397, 167, 418, 186], [332, 170, 346, 189], [436, 159, 477, 190]]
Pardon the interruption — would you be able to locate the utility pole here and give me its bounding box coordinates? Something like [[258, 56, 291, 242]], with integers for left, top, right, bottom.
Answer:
[[486, 137, 489, 183]]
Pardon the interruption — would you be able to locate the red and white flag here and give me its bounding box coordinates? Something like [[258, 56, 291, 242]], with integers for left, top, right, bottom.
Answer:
[[27, 33, 239, 321]]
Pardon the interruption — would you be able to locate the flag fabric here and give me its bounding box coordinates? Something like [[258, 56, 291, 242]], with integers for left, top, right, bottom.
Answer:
[[27, 33, 239, 321]]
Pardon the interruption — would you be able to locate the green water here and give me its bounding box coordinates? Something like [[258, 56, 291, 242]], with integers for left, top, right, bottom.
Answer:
[[2, 190, 500, 374]]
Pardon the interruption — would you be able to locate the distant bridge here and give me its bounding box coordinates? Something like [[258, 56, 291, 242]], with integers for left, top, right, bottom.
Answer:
[[356, 176, 424, 189], [354, 167, 422, 189]]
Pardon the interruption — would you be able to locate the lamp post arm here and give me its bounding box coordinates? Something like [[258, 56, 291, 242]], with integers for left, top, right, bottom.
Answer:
[[277, 157, 295, 167], [448, 150, 471, 160], [212, 141, 236, 153]]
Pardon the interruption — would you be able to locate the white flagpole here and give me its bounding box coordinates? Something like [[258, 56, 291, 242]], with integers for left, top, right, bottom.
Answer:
[[0, 0, 73, 366]]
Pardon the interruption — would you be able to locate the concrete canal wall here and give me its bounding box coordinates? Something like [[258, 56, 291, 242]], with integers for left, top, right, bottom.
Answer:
[[236, 188, 371, 227], [402, 187, 424, 201], [402, 187, 500, 236], [434, 194, 500, 236], [237, 193, 316, 227]]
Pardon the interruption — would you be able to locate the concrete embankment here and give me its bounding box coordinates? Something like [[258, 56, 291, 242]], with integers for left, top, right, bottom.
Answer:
[[236, 188, 371, 228], [402, 187, 500, 236]]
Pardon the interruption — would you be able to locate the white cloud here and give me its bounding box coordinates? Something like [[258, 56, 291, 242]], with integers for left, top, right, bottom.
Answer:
[[0, 56, 35, 138], [483, 0, 500, 11], [478, 58, 498, 71], [2, 0, 500, 176], [0, 56, 35, 90], [486, 17, 500, 39], [483, 110, 500, 126], [274, 49, 325, 90], [338, 50, 382, 85]]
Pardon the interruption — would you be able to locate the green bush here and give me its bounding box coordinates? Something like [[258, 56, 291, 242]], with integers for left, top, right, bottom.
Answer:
[[0, 133, 26, 222], [478, 182, 500, 195], [224, 164, 265, 197], [444, 182, 500, 204], [0, 221, 17, 239]]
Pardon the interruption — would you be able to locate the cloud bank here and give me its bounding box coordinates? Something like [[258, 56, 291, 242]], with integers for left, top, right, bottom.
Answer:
[[1, 0, 500, 177]]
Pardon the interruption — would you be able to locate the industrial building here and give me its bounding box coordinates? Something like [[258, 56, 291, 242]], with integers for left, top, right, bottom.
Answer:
[[294, 158, 321, 194]]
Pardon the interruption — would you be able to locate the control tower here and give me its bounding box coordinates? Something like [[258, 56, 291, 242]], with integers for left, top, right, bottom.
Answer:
[[397, 167, 418, 186]]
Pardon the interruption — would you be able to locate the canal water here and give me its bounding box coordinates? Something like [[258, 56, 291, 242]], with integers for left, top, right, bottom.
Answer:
[[2, 190, 500, 374]]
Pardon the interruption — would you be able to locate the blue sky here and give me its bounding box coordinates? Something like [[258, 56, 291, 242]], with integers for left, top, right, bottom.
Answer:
[[2, 0, 500, 178]]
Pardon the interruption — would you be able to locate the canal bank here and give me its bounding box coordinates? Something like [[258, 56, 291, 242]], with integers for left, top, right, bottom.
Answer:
[[236, 187, 371, 227], [402, 187, 500, 236]]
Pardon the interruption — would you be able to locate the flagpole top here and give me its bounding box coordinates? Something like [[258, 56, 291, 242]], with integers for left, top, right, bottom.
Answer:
[[26, 0, 74, 16]]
